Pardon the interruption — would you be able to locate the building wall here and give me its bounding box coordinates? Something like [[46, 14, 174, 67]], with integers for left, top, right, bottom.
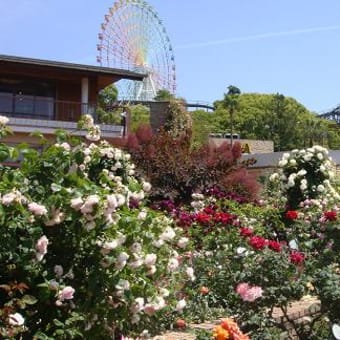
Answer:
[[210, 138, 274, 154]]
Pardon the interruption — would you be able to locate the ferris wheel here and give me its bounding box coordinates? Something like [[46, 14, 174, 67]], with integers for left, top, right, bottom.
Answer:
[[97, 0, 176, 101]]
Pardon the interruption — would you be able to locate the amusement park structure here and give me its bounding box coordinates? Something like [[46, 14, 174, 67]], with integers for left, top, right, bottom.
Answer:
[[319, 104, 340, 124], [97, 0, 176, 102]]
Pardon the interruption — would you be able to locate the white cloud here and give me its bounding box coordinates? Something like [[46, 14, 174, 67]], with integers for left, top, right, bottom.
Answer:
[[176, 24, 340, 49]]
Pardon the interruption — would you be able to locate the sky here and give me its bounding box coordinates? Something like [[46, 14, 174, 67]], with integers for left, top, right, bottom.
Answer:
[[1, 0, 340, 113]]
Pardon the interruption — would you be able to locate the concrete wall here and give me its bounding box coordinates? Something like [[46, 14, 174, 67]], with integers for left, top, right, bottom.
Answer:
[[149, 101, 171, 132]]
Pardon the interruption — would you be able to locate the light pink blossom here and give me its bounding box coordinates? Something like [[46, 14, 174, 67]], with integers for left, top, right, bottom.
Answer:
[[58, 286, 75, 301], [28, 202, 47, 216], [144, 254, 157, 267], [236, 282, 263, 302], [36, 235, 49, 261], [70, 197, 83, 210]]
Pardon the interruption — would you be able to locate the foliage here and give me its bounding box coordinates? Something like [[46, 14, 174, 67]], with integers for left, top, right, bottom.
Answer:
[[209, 92, 340, 151], [0, 116, 193, 339], [130, 104, 150, 132], [97, 84, 118, 107], [153, 89, 176, 101], [163, 100, 192, 137], [152, 144, 340, 339], [124, 125, 259, 204], [191, 109, 214, 148]]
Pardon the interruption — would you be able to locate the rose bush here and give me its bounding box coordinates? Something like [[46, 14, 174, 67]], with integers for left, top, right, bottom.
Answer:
[[0, 115, 194, 339], [155, 146, 340, 339]]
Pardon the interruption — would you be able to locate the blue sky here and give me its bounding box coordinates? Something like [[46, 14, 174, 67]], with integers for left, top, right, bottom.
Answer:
[[1, 0, 340, 113]]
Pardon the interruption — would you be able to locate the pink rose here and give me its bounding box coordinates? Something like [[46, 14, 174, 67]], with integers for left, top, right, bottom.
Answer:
[[58, 286, 75, 301], [35, 235, 49, 261], [28, 202, 47, 216], [143, 303, 156, 316], [236, 282, 263, 302], [243, 286, 263, 302], [236, 282, 250, 296]]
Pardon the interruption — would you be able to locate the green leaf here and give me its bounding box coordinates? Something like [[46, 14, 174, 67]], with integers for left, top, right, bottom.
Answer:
[[53, 319, 64, 327], [22, 294, 38, 305], [0, 144, 9, 161]]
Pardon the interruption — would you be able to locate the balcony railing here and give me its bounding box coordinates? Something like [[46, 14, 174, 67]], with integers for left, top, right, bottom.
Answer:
[[0, 92, 98, 122]]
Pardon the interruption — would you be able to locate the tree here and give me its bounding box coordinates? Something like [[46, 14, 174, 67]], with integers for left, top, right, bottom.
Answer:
[[97, 83, 118, 107], [96, 84, 120, 124], [154, 89, 175, 101], [223, 85, 241, 146], [130, 104, 150, 131], [211, 92, 338, 151]]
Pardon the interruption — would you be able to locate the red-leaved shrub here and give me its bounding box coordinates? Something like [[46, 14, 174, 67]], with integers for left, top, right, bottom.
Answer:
[[124, 125, 259, 204]]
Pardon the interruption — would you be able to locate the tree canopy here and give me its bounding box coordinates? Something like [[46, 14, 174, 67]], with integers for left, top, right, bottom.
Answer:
[[195, 92, 340, 151]]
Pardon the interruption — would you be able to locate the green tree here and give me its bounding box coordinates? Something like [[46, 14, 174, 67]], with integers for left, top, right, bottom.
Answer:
[[154, 89, 175, 101], [97, 83, 118, 107], [211, 92, 335, 151], [96, 84, 120, 124], [130, 104, 150, 131], [223, 85, 241, 146], [190, 109, 214, 148]]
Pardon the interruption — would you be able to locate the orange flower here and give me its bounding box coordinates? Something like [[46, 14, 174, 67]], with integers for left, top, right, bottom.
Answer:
[[175, 319, 186, 329], [219, 318, 250, 340], [200, 286, 210, 295], [213, 325, 230, 340]]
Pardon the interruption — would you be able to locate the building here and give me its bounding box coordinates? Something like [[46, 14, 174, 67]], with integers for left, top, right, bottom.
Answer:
[[0, 54, 145, 144]]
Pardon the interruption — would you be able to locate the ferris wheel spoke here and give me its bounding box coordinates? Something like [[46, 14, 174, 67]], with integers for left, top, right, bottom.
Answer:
[[98, 0, 176, 100]]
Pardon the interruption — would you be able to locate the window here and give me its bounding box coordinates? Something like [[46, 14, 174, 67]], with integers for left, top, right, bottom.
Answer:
[[0, 77, 55, 119]]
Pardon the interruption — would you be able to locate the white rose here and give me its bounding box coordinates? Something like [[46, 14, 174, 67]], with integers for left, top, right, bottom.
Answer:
[[160, 227, 176, 242], [8, 312, 25, 326], [144, 254, 157, 267], [175, 299, 186, 312], [177, 237, 189, 249], [167, 258, 179, 272]]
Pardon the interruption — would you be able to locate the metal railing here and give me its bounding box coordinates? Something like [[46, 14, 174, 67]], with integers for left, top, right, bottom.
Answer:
[[0, 92, 98, 122]]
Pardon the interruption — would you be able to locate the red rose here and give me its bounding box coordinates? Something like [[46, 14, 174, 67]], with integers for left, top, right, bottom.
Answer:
[[214, 212, 234, 225], [195, 212, 211, 225], [323, 211, 337, 222], [268, 240, 282, 252], [239, 227, 254, 237], [203, 206, 215, 215], [290, 251, 305, 265], [249, 236, 267, 250], [285, 210, 298, 220]]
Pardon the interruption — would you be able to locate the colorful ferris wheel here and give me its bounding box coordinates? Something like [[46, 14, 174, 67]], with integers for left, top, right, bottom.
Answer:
[[97, 0, 176, 101]]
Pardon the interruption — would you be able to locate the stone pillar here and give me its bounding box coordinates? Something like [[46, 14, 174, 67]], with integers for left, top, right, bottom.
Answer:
[[149, 101, 171, 132]]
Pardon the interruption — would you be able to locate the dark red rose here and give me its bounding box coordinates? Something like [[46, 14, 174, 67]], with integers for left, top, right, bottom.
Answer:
[[268, 240, 282, 252], [214, 212, 234, 225], [239, 227, 254, 237], [323, 211, 337, 222], [195, 212, 211, 225], [249, 236, 267, 250], [290, 251, 305, 265], [285, 210, 299, 220]]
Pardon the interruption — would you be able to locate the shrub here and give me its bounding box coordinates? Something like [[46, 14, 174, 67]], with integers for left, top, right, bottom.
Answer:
[[268, 146, 338, 209], [0, 116, 193, 339], [124, 125, 259, 204]]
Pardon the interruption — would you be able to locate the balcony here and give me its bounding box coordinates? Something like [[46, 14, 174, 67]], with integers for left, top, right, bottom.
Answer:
[[0, 92, 127, 139]]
